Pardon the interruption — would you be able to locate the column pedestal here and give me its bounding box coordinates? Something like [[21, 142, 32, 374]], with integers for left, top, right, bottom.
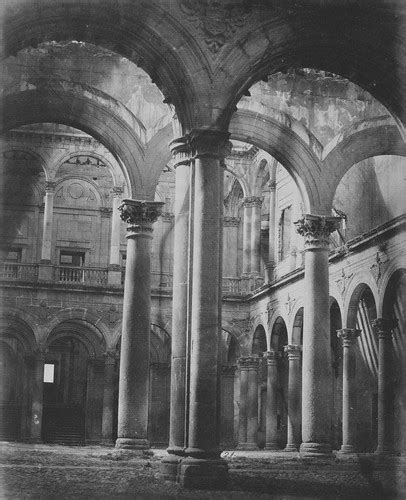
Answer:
[[373, 318, 398, 455], [265, 350, 279, 450], [115, 200, 163, 450], [284, 344, 302, 452], [295, 214, 340, 456]]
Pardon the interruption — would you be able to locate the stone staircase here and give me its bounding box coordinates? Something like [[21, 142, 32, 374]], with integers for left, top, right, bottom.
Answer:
[[42, 405, 85, 445]]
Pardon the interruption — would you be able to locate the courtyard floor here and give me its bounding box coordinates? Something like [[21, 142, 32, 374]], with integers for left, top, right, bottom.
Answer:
[[0, 442, 405, 499]]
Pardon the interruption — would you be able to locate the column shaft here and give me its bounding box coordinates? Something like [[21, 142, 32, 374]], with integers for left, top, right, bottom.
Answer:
[[295, 214, 340, 456], [246, 358, 260, 449], [373, 318, 397, 454], [337, 329, 360, 453], [242, 202, 252, 275], [179, 130, 229, 490], [101, 352, 117, 443], [266, 180, 277, 282], [250, 199, 262, 275], [265, 351, 279, 450], [116, 200, 163, 449], [29, 353, 45, 443], [161, 138, 191, 480], [238, 363, 249, 447], [41, 182, 55, 261], [284, 345, 302, 452]]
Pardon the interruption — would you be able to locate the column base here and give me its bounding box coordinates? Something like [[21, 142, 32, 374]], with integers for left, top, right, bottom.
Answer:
[[115, 438, 150, 450], [178, 457, 229, 490], [284, 443, 299, 452], [338, 444, 356, 454], [300, 442, 332, 456], [236, 443, 259, 451], [375, 445, 396, 455], [264, 442, 279, 451], [160, 447, 185, 481]]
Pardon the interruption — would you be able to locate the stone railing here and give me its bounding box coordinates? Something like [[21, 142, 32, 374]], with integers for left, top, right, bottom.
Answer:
[[56, 266, 108, 286], [0, 262, 39, 282]]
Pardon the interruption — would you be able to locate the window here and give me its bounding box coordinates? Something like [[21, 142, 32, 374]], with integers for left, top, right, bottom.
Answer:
[[5, 248, 22, 262], [43, 363, 55, 383], [59, 251, 85, 282]]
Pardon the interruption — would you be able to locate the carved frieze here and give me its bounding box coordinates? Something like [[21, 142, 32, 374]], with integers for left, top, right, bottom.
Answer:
[[179, 0, 254, 54]]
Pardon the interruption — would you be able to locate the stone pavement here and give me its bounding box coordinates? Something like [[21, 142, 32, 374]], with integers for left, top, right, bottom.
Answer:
[[0, 442, 405, 499]]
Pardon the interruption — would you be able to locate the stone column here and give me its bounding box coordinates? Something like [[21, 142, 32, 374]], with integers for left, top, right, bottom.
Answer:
[[41, 181, 55, 261], [284, 344, 302, 452], [337, 329, 361, 454], [115, 199, 163, 449], [223, 217, 240, 277], [101, 350, 117, 444], [373, 318, 398, 455], [246, 356, 261, 450], [108, 187, 124, 286], [242, 199, 252, 275], [28, 350, 45, 443], [178, 129, 229, 489], [295, 214, 340, 455], [237, 357, 249, 448], [250, 197, 262, 275], [265, 350, 279, 450], [265, 180, 277, 283], [161, 137, 191, 480], [220, 365, 236, 448]]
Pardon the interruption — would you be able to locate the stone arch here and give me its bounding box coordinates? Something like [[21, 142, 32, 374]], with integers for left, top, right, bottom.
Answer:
[[1, 1, 207, 131], [224, 176, 245, 218], [230, 108, 327, 213], [216, 7, 406, 130], [0, 311, 38, 353], [323, 121, 406, 208], [344, 274, 379, 328], [381, 268, 406, 358], [150, 323, 171, 365], [291, 307, 304, 346], [270, 316, 288, 352], [53, 176, 104, 208], [251, 324, 267, 355], [44, 308, 110, 353], [0, 88, 147, 197]]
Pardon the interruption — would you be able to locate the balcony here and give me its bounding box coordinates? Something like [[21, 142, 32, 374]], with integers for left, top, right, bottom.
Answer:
[[0, 262, 266, 296]]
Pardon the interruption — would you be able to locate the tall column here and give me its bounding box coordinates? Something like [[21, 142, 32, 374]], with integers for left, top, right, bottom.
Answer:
[[295, 214, 340, 455], [41, 181, 55, 261], [237, 357, 249, 448], [161, 137, 191, 480], [265, 351, 279, 449], [223, 217, 240, 277], [373, 318, 398, 455], [220, 365, 236, 448], [246, 356, 260, 450], [101, 350, 117, 444], [28, 350, 45, 443], [108, 187, 124, 286], [115, 199, 163, 449], [265, 180, 277, 282], [337, 329, 361, 454], [250, 197, 262, 275], [242, 199, 252, 275], [284, 344, 302, 452], [178, 129, 229, 489]]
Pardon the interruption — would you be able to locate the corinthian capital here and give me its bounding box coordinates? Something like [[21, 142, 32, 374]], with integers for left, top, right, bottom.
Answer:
[[294, 214, 340, 249], [118, 199, 164, 234]]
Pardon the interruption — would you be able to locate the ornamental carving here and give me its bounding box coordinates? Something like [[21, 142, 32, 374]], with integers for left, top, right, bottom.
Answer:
[[337, 328, 361, 346], [370, 251, 389, 285], [294, 214, 340, 249], [284, 344, 302, 359], [284, 294, 296, 315], [118, 199, 164, 233], [179, 0, 253, 54], [223, 216, 240, 227], [372, 318, 398, 337], [335, 267, 353, 296], [243, 196, 263, 208]]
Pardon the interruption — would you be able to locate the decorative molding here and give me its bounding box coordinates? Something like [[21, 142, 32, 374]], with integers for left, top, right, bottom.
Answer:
[[5, 129, 101, 149], [284, 344, 302, 359], [119, 199, 164, 234], [370, 251, 389, 285], [284, 294, 296, 315], [223, 216, 240, 227], [295, 214, 340, 250], [243, 196, 263, 208], [335, 267, 353, 296], [179, 0, 254, 54], [66, 155, 107, 168]]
